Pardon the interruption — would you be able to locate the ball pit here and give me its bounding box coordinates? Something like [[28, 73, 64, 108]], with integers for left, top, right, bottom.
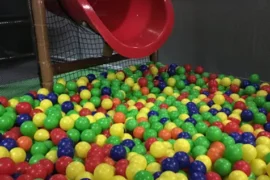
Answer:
[[0, 62, 270, 179]]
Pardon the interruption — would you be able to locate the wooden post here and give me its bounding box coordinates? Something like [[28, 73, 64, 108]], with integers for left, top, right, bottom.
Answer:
[[32, 0, 54, 90], [150, 51, 158, 62], [103, 42, 113, 57]]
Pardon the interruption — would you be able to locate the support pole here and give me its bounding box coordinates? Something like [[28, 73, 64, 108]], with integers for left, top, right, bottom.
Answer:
[[32, 0, 54, 91]]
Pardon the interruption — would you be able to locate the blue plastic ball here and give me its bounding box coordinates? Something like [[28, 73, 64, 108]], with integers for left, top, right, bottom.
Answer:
[[207, 101, 214, 107], [87, 74, 96, 82], [153, 171, 162, 180], [224, 90, 232, 96], [241, 132, 255, 141], [252, 83, 260, 91], [190, 172, 206, 180], [220, 108, 231, 116], [266, 94, 270, 101], [78, 86, 88, 93], [58, 138, 74, 148], [61, 101, 74, 113], [26, 152, 32, 162], [47, 92, 58, 104], [189, 160, 207, 174], [139, 65, 148, 72], [177, 132, 191, 139], [158, 82, 166, 91], [91, 111, 97, 115], [16, 114, 32, 126], [148, 111, 159, 117], [173, 152, 190, 169], [57, 147, 74, 158], [161, 157, 179, 172], [110, 145, 127, 161], [0, 138, 17, 150], [37, 94, 46, 101], [209, 109, 218, 115], [100, 72, 108, 78], [259, 108, 267, 115], [154, 76, 163, 81], [229, 132, 242, 143], [121, 139, 135, 150], [160, 117, 169, 125], [241, 109, 254, 122], [183, 80, 189, 85], [201, 91, 210, 96], [264, 122, 270, 132], [185, 117, 197, 125], [101, 87, 111, 96], [241, 80, 251, 88]]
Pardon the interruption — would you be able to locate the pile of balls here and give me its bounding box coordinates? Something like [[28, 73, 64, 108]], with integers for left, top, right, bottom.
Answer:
[[0, 62, 270, 180]]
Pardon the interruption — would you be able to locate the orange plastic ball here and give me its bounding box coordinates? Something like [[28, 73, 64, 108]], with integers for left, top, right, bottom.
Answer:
[[17, 136, 33, 151], [104, 157, 115, 166], [158, 129, 171, 141], [141, 87, 150, 95], [137, 117, 148, 123], [113, 112, 126, 123], [171, 127, 183, 139], [112, 98, 121, 106], [210, 142, 225, 154], [207, 148, 222, 163], [133, 126, 145, 139]]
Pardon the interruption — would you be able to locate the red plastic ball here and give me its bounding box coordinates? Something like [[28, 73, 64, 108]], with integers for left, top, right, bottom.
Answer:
[[87, 145, 105, 159], [253, 124, 264, 130], [159, 103, 169, 109], [103, 144, 113, 156], [101, 95, 110, 100], [71, 94, 81, 104], [115, 159, 129, 177], [16, 102, 32, 115], [0, 175, 13, 180], [102, 129, 111, 138], [147, 98, 156, 103], [223, 122, 239, 134], [138, 77, 148, 87], [145, 137, 157, 150], [234, 101, 246, 110], [153, 80, 159, 87], [267, 113, 270, 122], [188, 75, 197, 84], [195, 66, 204, 74], [30, 109, 43, 117], [208, 80, 218, 87], [39, 159, 54, 175], [29, 91, 37, 99], [257, 131, 270, 138], [50, 174, 68, 180], [209, 73, 218, 80], [203, 77, 209, 83], [55, 156, 73, 174], [159, 66, 167, 73], [0, 96, 9, 107], [184, 64, 192, 72], [85, 156, 103, 173], [79, 108, 92, 116], [16, 162, 30, 174], [212, 122, 224, 131], [206, 171, 222, 180], [4, 130, 19, 140], [143, 70, 151, 77], [261, 85, 270, 93], [87, 83, 93, 90], [233, 160, 251, 176], [0, 158, 16, 175], [50, 128, 67, 145], [135, 102, 144, 110], [26, 163, 47, 179], [209, 87, 218, 94]]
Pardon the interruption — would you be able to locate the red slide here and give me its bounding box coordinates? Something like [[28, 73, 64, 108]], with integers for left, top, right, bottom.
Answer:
[[45, 0, 174, 58]]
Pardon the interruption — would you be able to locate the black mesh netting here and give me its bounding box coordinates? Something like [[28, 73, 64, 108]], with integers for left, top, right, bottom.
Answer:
[[0, 0, 150, 98]]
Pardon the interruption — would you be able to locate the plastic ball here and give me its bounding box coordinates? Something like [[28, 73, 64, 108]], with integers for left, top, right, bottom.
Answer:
[[0, 157, 16, 175], [250, 159, 266, 176], [10, 147, 26, 163], [34, 129, 50, 141], [150, 141, 167, 158], [66, 161, 85, 180], [110, 145, 127, 161], [173, 138, 190, 153], [75, 142, 91, 159], [228, 170, 248, 180], [233, 160, 251, 176], [134, 170, 154, 180], [94, 163, 115, 180], [242, 144, 257, 162], [161, 157, 179, 172], [213, 158, 232, 177], [173, 152, 190, 169], [0, 147, 10, 158]]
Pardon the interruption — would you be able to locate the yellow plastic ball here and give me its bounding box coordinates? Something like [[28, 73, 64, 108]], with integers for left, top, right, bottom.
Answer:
[[94, 163, 115, 180], [164, 122, 177, 131], [75, 171, 94, 180], [125, 77, 135, 87], [127, 152, 138, 161], [145, 102, 155, 109], [76, 78, 87, 87], [221, 77, 231, 87], [45, 150, 57, 163], [256, 144, 270, 159], [116, 71, 125, 81], [0, 147, 10, 158], [257, 175, 270, 180], [83, 102, 96, 111], [132, 83, 140, 91], [166, 149, 175, 157], [179, 114, 189, 121], [94, 112, 106, 120], [9, 98, 19, 108], [40, 99, 53, 110], [230, 94, 240, 101], [216, 112, 227, 121], [70, 114, 80, 121], [167, 106, 177, 112], [242, 144, 257, 162], [107, 73, 116, 81], [95, 134, 107, 147], [122, 133, 133, 140], [240, 124, 254, 133], [37, 88, 49, 96], [129, 65, 137, 72], [174, 139, 190, 153], [136, 112, 148, 120], [257, 90, 268, 97], [33, 113, 46, 127], [167, 78, 176, 87], [175, 173, 188, 180], [126, 164, 144, 180], [192, 98, 201, 104], [58, 94, 70, 104], [79, 77, 89, 83], [232, 78, 241, 86], [211, 104, 222, 111], [57, 78, 66, 86], [80, 90, 91, 100], [111, 176, 127, 180], [196, 155, 212, 172], [228, 170, 248, 180], [10, 147, 26, 163], [256, 136, 270, 147], [101, 99, 113, 110], [173, 92, 180, 98], [146, 162, 161, 174], [75, 142, 91, 159], [163, 87, 174, 96], [192, 133, 204, 141], [147, 93, 156, 99], [60, 116, 74, 131], [74, 104, 82, 112], [157, 96, 166, 102], [213, 94, 225, 105], [110, 124, 124, 137], [200, 105, 210, 113], [250, 159, 266, 176], [266, 163, 270, 176], [181, 98, 190, 105], [66, 161, 85, 180], [158, 171, 177, 180], [150, 66, 159, 75], [150, 141, 167, 158], [34, 129, 50, 141]]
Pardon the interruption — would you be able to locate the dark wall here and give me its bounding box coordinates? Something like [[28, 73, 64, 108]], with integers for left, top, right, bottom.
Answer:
[[160, 0, 270, 81]]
